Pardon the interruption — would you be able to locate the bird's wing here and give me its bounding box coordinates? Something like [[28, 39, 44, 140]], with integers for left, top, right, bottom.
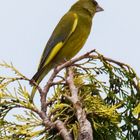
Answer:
[[38, 12, 78, 71]]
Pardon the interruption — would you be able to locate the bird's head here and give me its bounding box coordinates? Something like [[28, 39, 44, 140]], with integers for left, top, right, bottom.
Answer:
[[71, 0, 104, 17]]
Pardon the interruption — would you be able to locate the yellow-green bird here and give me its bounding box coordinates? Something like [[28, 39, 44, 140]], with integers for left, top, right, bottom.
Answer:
[[31, 0, 103, 99]]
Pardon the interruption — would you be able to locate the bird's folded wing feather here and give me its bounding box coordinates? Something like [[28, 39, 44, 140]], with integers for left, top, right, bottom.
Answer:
[[37, 12, 78, 71]]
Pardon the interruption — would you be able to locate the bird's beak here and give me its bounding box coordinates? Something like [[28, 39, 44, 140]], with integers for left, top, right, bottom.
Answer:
[[96, 5, 104, 12]]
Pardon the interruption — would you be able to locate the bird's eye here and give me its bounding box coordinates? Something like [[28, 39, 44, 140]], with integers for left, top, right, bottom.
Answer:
[[91, 0, 98, 6]]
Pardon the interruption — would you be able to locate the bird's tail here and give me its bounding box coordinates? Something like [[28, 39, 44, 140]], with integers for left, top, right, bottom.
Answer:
[[30, 65, 51, 101]]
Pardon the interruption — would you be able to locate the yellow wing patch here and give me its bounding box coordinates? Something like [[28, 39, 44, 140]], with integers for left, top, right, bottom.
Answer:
[[44, 42, 63, 66], [71, 13, 78, 33]]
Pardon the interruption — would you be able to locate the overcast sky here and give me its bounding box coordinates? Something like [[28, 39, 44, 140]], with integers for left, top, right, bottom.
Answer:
[[0, 0, 140, 83]]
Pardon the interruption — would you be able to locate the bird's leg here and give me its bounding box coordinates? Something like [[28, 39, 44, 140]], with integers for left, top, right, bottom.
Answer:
[[64, 58, 68, 62], [54, 65, 59, 73], [30, 79, 36, 86]]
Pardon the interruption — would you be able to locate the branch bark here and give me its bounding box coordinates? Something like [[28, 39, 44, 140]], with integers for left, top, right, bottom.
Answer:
[[66, 67, 93, 140], [55, 120, 72, 140]]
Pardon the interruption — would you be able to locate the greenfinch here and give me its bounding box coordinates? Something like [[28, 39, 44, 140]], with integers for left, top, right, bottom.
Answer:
[[31, 0, 103, 99]]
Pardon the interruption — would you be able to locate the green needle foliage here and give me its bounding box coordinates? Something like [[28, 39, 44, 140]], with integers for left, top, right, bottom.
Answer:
[[0, 51, 140, 140]]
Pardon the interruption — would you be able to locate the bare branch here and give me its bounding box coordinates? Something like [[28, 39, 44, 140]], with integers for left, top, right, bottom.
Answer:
[[66, 67, 93, 140], [55, 120, 72, 140]]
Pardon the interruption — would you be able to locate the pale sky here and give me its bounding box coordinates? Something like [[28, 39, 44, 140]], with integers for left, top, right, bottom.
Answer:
[[0, 0, 140, 86], [0, 0, 140, 134]]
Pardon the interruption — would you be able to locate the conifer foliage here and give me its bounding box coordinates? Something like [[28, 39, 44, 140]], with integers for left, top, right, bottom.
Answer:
[[0, 50, 140, 140]]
